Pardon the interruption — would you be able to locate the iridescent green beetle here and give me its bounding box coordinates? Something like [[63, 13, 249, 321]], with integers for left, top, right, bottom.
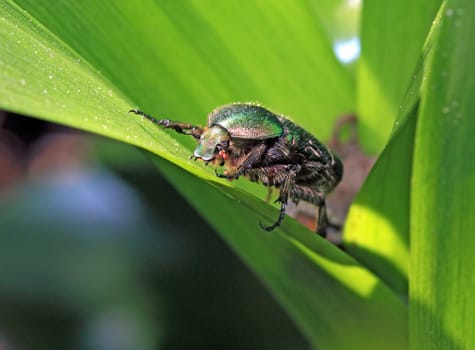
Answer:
[[130, 103, 343, 236]]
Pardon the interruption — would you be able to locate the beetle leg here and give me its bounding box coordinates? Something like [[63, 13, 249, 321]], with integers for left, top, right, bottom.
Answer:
[[216, 143, 268, 180], [259, 171, 294, 231], [213, 144, 267, 180], [316, 202, 329, 237], [236, 143, 268, 173], [260, 201, 286, 231], [129, 109, 203, 139], [265, 187, 273, 202], [214, 169, 239, 180]]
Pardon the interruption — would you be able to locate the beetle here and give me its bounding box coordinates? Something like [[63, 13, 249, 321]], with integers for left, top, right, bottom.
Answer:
[[129, 103, 343, 236]]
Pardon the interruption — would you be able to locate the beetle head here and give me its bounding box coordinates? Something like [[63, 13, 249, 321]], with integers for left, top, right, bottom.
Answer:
[[193, 125, 230, 161]]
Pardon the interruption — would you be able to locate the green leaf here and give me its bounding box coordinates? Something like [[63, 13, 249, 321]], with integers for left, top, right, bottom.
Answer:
[[7, 0, 354, 138], [344, 107, 416, 295], [358, 0, 441, 153], [344, 0, 444, 296], [157, 158, 407, 350], [411, 0, 475, 348], [0, 1, 407, 348]]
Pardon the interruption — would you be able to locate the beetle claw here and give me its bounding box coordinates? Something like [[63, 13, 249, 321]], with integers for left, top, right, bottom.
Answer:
[[259, 221, 276, 232], [214, 169, 238, 180], [260, 201, 287, 231]]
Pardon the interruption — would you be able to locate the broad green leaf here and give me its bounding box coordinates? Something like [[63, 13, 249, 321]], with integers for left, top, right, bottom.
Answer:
[[9, 0, 354, 138], [344, 107, 416, 295], [157, 158, 407, 350], [411, 0, 475, 348], [358, 0, 441, 153], [344, 1, 443, 295], [0, 1, 407, 349]]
